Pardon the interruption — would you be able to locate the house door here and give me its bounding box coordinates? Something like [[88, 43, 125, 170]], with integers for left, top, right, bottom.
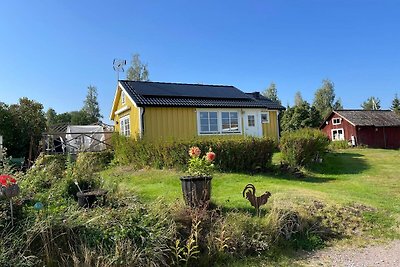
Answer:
[[244, 112, 261, 137]]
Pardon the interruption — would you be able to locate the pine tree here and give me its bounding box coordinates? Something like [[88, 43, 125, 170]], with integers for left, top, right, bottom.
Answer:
[[294, 91, 304, 106], [82, 85, 102, 124], [391, 94, 400, 114], [361, 96, 381, 110]]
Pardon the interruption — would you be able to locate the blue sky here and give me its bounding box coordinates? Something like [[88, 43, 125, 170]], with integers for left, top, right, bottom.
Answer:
[[1, 0, 399, 123]]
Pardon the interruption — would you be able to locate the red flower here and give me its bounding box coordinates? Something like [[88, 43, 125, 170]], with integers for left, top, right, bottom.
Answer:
[[0, 174, 17, 187], [189, 146, 201, 158], [206, 151, 216, 162]]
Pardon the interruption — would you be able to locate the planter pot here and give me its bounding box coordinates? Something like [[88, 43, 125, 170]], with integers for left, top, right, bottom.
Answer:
[[180, 176, 212, 208], [0, 184, 20, 199], [77, 189, 108, 208]]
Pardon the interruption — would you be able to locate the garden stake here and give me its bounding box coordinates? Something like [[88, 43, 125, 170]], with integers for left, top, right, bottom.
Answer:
[[243, 183, 271, 217], [9, 199, 13, 226]]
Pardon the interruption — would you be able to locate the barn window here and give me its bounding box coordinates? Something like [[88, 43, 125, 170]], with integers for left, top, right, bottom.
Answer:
[[331, 129, 344, 141], [332, 118, 341, 125], [120, 115, 130, 137]]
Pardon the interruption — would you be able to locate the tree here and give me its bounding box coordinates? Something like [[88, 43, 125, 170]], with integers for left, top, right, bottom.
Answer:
[[313, 79, 339, 119], [262, 82, 281, 104], [70, 110, 92, 125], [56, 112, 72, 124], [361, 96, 381, 110], [82, 85, 102, 123], [45, 108, 58, 127], [333, 97, 343, 111], [5, 98, 46, 159], [281, 101, 321, 132], [294, 91, 304, 106], [391, 94, 400, 114], [126, 53, 149, 81]]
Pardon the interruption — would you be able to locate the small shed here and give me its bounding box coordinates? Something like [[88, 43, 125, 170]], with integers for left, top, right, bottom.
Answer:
[[320, 110, 400, 149]]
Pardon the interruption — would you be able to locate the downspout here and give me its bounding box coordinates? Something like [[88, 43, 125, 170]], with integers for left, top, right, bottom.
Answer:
[[276, 111, 280, 142], [139, 107, 145, 139]]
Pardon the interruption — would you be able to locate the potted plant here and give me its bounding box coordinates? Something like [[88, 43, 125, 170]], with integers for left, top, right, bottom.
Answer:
[[180, 146, 216, 207], [0, 174, 20, 226]]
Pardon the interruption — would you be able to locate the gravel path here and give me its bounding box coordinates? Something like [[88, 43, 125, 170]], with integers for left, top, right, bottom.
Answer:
[[300, 240, 400, 267]]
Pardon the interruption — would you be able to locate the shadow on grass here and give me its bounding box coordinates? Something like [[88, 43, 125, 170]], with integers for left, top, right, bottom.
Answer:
[[310, 152, 370, 175]]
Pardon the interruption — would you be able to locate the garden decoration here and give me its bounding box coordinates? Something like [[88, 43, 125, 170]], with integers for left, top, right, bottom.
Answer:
[[242, 183, 271, 217], [74, 180, 108, 208], [0, 174, 20, 226], [180, 146, 216, 208]]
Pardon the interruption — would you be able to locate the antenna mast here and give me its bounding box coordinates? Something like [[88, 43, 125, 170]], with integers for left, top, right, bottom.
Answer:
[[113, 59, 127, 82]]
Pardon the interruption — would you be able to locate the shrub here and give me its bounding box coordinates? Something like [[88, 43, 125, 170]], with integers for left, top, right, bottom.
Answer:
[[112, 134, 277, 173], [280, 128, 329, 168], [329, 140, 350, 150]]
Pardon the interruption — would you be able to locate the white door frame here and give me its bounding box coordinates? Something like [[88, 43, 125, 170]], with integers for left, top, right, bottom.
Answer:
[[243, 109, 262, 137]]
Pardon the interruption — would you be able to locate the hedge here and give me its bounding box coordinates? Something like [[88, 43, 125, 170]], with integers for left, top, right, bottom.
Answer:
[[112, 134, 277, 173]]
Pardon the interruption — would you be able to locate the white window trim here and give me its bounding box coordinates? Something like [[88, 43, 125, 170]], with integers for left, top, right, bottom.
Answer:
[[261, 112, 270, 124], [121, 91, 126, 105], [332, 118, 341, 125], [196, 109, 242, 136], [331, 128, 344, 141], [114, 106, 130, 116], [120, 115, 131, 137]]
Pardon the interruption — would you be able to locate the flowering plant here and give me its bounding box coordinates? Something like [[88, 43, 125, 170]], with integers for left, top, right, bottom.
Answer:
[[187, 146, 216, 177], [0, 174, 20, 199], [0, 174, 17, 187]]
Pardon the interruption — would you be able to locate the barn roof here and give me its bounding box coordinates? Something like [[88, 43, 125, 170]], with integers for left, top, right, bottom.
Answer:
[[334, 110, 400, 127], [118, 80, 285, 110]]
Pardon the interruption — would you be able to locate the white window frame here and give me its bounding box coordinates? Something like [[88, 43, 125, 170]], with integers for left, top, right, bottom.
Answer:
[[197, 109, 242, 135], [121, 91, 126, 105], [261, 112, 270, 124], [331, 128, 344, 141], [119, 115, 130, 137], [332, 118, 341, 125]]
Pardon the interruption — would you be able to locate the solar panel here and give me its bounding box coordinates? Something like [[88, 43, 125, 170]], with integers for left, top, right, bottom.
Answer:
[[126, 81, 252, 99]]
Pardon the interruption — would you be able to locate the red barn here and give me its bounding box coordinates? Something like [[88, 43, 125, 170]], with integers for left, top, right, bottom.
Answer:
[[320, 110, 400, 149]]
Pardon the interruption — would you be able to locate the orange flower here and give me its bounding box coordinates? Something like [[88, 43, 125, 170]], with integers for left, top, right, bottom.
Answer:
[[189, 146, 201, 158], [206, 151, 216, 162]]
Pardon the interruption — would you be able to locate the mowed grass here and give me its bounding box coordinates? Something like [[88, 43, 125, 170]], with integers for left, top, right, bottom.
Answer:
[[102, 149, 400, 216]]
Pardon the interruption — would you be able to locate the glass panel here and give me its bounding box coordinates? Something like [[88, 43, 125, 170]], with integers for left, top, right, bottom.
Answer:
[[221, 112, 229, 120], [210, 124, 218, 132], [209, 112, 217, 119], [200, 112, 208, 119], [248, 115, 255, 127], [261, 114, 269, 123], [230, 112, 238, 119], [201, 125, 209, 132]]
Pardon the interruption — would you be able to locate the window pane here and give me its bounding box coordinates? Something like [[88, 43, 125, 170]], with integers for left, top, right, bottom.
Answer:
[[210, 124, 218, 132], [209, 112, 217, 119], [201, 125, 209, 132], [230, 112, 238, 119], [248, 115, 255, 127], [200, 112, 208, 119], [221, 112, 229, 120]]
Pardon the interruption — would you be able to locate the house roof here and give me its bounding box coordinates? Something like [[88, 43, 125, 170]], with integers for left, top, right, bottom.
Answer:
[[119, 80, 285, 110], [333, 110, 400, 127]]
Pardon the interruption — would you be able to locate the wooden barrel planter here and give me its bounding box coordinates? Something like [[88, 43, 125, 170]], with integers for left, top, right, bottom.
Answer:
[[77, 189, 108, 208], [180, 176, 212, 208]]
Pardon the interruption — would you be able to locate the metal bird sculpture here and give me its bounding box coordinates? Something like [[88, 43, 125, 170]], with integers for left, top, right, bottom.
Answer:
[[242, 183, 271, 217]]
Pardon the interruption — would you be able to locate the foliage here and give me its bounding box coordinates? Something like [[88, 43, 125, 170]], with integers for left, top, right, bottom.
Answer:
[[82, 85, 102, 123], [391, 93, 400, 114], [0, 98, 46, 159], [281, 102, 321, 132], [361, 96, 381, 110], [280, 128, 329, 167], [294, 91, 304, 106], [187, 147, 216, 177], [328, 140, 350, 150], [45, 108, 57, 127], [262, 82, 281, 104], [313, 79, 342, 119], [112, 134, 277, 173], [126, 53, 150, 81]]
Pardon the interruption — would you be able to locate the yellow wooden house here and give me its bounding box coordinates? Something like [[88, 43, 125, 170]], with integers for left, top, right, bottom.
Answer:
[[110, 81, 285, 141]]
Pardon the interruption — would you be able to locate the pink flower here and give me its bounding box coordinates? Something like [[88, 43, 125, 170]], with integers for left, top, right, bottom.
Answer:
[[206, 151, 216, 162], [189, 146, 201, 158]]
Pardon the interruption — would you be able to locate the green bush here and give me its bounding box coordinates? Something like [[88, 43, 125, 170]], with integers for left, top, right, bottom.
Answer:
[[329, 140, 350, 150], [280, 128, 329, 168], [112, 134, 277, 173]]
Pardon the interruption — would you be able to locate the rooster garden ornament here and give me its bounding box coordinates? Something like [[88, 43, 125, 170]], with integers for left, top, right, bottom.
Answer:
[[243, 183, 271, 217]]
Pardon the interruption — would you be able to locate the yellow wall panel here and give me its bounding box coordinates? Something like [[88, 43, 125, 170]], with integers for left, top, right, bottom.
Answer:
[[143, 107, 197, 141], [262, 111, 279, 141]]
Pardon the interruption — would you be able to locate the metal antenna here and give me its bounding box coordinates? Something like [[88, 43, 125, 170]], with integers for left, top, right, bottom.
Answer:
[[113, 59, 127, 81]]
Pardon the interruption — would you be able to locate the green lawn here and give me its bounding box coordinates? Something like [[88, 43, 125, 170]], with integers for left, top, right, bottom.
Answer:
[[102, 149, 400, 216]]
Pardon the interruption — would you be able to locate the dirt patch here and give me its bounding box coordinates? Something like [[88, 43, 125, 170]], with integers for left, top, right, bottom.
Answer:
[[299, 240, 400, 266]]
